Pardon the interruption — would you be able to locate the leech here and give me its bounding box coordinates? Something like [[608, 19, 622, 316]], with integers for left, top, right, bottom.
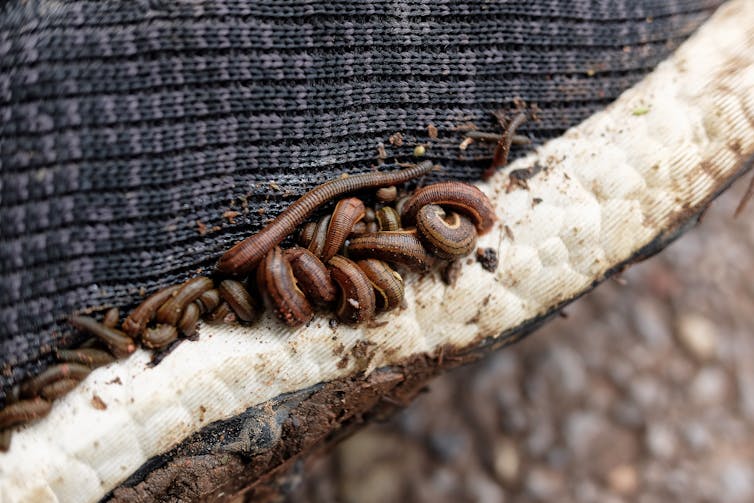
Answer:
[[178, 302, 201, 337], [298, 221, 318, 247], [376, 206, 401, 231], [20, 363, 91, 398], [142, 324, 179, 349], [70, 315, 136, 358], [400, 181, 496, 233], [416, 204, 478, 259], [285, 247, 337, 306], [217, 161, 435, 275], [56, 348, 116, 368], [347, 230, 436, 272], [196, 289, 221, 314], [156, 276, 214, 326], [258, 247, 313, 327], [376, 186, 398, 203], [484, 111, 528, 180], [328, 255, 376, 324], [102, 307, 120, 328], [122, 285, 180, 337], [322, 197, 366, 261], [40, 379, 80, 401], [206, 302, 235, 324], [465, 131, 530, 145], [218, 280, 259, 322], [0, 429, 10, 452], [307, 213, 332, 258], [357, 259, 404, 311], [0, 398, 52, 429]]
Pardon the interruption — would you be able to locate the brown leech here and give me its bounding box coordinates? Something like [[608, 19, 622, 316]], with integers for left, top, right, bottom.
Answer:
[[376, 186, 398, 203], [122, 285, 180, 337], [328, 255, 376, 324], [257, 247, 313, 327], [217, 161, 435, 276], [56, 348, 116, 368], [142, 324, 179, 349], [484, 111, 528, 180], [416, 204, 478, 259], [69, 315, 136, 358], [375, 206, 401, 231], [206, 302, 236, 324], [156, 276, 213, 326], [400, 181, 496, 233], [102, 307, 120, 328], [356, 259, 404, 311], [0, 398, 52, 429], [321, 197, 366, 261], [284, 247, 337, 306], [347, 230, 436, 272], [40, 379, 80, 401], [298, 221, 318, 248], [307, 213, 332, 258], [178, 302, 201, 337], [20, 363, 91, 398], [196, 289, 221, 314], [218, 280, 259, 322]]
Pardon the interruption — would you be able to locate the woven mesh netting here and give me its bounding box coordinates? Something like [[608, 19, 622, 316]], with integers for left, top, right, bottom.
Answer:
[[0, 0, 724, 404]]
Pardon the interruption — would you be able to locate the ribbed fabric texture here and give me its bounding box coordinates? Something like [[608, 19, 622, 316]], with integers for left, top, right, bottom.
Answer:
[[0, 0, 723, 402]]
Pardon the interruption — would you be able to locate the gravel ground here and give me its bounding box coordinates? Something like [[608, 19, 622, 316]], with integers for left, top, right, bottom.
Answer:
[[286, 172, 754, 503]]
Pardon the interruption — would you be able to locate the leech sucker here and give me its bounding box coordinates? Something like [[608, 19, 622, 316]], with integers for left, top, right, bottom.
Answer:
[[217, 161, 434, 276]]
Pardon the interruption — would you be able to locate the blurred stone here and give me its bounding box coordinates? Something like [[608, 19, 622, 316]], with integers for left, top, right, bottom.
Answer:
[[493, 438, 520, 487], [611, 400, 645, 429], [547, 345, 587, 396], [645, 423, 677, 460], [633, 298, 672, 348], [525, 467, 564, 501], [690, 366, 729, 406], [527, 418, 555, 457], [608, 464, 639, 495], [682, 421, 712, 452], [466, 472, 507, 503], [675, 313, 718, 361], [720, 461, 754, 503]]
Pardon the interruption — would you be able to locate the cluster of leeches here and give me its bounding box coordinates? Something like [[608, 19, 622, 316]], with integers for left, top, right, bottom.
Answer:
[[0, 161, 496, 451]]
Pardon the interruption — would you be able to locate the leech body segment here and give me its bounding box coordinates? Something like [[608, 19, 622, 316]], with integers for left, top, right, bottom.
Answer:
[[217, 161, 434, 276], [400, 181, 496, 233]]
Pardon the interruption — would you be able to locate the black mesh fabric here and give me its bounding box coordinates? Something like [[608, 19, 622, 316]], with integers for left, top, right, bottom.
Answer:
[[0, 0, 724, 404]]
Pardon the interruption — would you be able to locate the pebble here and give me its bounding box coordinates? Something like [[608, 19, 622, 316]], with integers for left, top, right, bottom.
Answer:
[[607, 464, 639, 495], [492, 438, 520, 487], [645, 423, 677, 460], [690, 367, 729, 406], [525, 467, 564, 501], [676, 313, 718, 361]]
